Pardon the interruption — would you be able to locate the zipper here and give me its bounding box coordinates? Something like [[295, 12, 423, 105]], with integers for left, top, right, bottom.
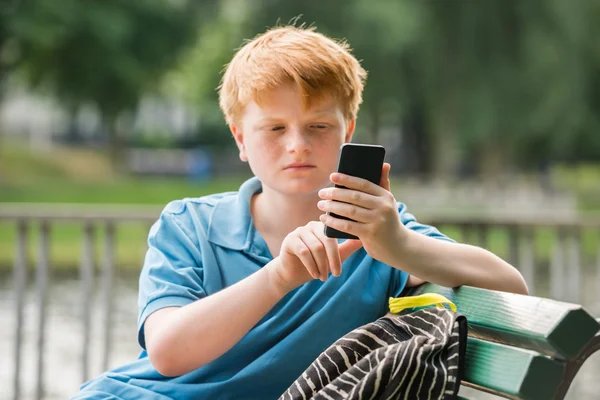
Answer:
[[377, 317, 414, 341]]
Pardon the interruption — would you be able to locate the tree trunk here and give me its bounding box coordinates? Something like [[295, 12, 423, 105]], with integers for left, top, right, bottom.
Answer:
[[477, 138, 506, 180], [104, 114, 125, 175], [369, 106, 380, 144], [400, 104, 430, 176], [65, 105, 82, 143], [430, 99, 460, 180]]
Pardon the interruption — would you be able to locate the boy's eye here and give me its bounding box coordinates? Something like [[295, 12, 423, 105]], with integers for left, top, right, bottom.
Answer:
[[271, 126, 285, 131], [311, 124, 329, 129]]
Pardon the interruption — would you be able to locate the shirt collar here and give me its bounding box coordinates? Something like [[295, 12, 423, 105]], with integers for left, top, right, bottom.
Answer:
[[207, 176, 262, 252]]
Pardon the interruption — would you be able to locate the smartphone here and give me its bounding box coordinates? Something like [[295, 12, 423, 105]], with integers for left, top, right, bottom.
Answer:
[[324, 143, 386, 240]]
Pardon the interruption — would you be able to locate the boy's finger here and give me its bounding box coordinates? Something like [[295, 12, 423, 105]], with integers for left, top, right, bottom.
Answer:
[[299, 231, 329, 281], [319, 187, 378, 210], [330, 173, 383, 196], [313, 226, 342, 277], [289, 237, 319, 280], [318, 200, 370, 223], [339, 239, 363, 262], [326, 241, 342, 277]]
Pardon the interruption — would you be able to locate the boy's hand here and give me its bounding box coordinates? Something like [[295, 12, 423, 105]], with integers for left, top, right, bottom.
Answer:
[[268, 221, 362, 294], [318, 163, 409, 265]]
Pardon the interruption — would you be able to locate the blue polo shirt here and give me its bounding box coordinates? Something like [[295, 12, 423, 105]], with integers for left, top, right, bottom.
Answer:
[[73, 177, 452, 400]]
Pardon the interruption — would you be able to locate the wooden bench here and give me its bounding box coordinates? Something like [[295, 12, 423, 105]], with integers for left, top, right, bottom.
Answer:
[[403, 283, 600, 399]]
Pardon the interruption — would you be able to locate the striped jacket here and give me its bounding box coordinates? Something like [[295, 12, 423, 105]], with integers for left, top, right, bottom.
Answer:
[[279, 307, 467, 400]]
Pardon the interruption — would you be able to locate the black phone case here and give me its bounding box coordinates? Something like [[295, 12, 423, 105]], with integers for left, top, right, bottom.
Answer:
[[324, 144, 386, 240]]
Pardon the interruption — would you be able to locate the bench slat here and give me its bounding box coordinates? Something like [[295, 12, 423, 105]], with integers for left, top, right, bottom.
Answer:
[[464, 337, 565, 400], [405, 283, 600, 360]]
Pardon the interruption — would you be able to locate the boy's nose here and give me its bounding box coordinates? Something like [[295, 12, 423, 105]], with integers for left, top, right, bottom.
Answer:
[[285, 128, 311, 154]]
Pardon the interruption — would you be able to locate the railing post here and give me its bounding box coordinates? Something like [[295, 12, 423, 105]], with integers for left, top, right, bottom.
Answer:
[[36, 220, 50, 400], [596, 230, 600, 315], [101, 222, 115, 371], [551, 228, 566, 301], [460, 223, 474, 244], [12, 220, 28, 400], [519, 228, 535, 296], [508, 226, 520, 271], [509, 226, 535, 295], [80, 222, 95, 383], [566, 228, 582, 304], [476, 224, 488, 250]]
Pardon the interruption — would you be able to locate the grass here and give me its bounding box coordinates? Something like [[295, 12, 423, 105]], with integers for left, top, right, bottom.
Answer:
[[0, 176, 249, 204]]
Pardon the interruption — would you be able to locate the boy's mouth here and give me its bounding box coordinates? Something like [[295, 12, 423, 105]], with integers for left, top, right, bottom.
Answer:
[[284, 162, 316, 170]]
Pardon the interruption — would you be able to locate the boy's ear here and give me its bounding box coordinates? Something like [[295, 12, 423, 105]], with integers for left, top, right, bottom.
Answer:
[[345, 119, 356, 143], [230, 125, 248, 162]]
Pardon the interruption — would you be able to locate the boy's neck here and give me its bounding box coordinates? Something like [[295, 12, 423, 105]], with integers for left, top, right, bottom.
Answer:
[[251, 187, 323, 241]]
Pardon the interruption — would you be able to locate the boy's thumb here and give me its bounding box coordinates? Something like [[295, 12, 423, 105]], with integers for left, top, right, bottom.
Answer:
[[339, 239, 363, 262]]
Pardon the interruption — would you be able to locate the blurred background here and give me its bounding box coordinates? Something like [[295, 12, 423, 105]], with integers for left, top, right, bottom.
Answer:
[[1, 0, 599, 399]]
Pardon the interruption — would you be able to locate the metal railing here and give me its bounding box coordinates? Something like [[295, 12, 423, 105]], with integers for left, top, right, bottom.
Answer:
[[1, 204, 158, 400], [1, 204, 600, 400]]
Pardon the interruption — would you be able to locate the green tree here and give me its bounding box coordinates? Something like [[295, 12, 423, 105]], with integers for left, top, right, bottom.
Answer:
[[10, 0, 214, 170], [163, 0, 250, 150]]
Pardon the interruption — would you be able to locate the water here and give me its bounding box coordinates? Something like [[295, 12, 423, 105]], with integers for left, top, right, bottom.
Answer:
[[1, 270, 600, 400], [0, 272, 141, 400]]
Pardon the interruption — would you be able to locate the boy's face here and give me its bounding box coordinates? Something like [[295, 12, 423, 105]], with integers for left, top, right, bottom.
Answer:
[[231, 82, 355, 196]]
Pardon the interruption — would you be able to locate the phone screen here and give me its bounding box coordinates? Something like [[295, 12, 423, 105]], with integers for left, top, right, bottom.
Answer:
[[324, 143, 386, 239]]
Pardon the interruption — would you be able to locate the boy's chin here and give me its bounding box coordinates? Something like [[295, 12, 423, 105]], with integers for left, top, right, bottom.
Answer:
[[269, 178, 329, 196]]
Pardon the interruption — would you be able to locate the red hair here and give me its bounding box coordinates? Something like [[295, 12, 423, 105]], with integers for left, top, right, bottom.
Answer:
[[218, 25, 367, 125]]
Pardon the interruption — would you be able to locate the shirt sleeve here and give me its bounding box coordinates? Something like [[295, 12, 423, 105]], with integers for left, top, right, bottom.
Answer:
[[389, 202, 455, 298], [398, 202, 455, 243], [136, 200, 206, 349]]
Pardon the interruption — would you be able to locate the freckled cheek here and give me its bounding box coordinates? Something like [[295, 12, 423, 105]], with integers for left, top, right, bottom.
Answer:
[[318, 136, 345, 166], [247, 139, 281, 164], [264, 141, 282, 156]]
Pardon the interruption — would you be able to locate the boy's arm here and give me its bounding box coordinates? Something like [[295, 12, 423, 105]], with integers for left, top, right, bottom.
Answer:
[[144, 261, 286, 377], [391, 228, 528, 294], [406, 274, 426, 287]]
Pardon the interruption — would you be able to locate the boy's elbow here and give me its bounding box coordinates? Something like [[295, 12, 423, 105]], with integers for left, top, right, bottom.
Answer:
[[147, 337, 205, 377], [481, 247, 530, 296], [494, 266, 529, 295], [147, 338, 181, 377], [512, 273, 529, 296], [145, 307, 202, 376], [146, 322, 218, 377]]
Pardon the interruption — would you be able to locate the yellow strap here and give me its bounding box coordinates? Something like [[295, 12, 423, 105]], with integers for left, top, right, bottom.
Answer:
[[388, 293, 457, 314]]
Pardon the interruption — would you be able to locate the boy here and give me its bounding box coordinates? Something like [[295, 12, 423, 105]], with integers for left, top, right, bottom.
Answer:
[[72, 25, 527, 400]]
